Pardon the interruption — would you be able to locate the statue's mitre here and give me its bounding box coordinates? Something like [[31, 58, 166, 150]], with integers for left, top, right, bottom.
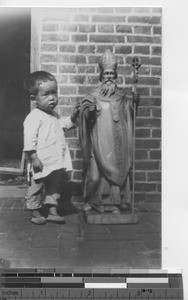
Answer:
[[99, 49, 118, 72]]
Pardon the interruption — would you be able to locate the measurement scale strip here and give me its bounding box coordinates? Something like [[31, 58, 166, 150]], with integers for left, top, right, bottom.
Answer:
[[0, 270, 183, 299], [0, 288, 184, 299]]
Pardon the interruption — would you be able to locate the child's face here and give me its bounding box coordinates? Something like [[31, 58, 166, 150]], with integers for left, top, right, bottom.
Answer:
[[33, 80, 58, 113]]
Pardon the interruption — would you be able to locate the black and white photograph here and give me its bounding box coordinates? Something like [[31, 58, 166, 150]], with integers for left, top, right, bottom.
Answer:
[[0, 6, 161, 270]]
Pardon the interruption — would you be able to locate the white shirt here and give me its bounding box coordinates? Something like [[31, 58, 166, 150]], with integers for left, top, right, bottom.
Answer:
[[23, 108, 74, 180]]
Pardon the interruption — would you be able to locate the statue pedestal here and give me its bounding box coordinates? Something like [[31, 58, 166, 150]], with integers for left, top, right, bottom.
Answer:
[[84, 210, 138, 225]]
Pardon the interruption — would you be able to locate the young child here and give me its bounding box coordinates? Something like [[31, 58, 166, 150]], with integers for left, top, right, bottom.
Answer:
[[23, 71, 78, 225]]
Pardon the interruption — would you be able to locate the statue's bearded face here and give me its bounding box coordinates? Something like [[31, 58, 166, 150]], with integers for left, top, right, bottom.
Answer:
[[102, 70, 116, 83], [100, 69, 117, 96]]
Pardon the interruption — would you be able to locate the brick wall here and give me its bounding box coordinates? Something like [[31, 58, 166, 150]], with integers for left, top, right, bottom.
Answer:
[[31, 7, 161, 202]]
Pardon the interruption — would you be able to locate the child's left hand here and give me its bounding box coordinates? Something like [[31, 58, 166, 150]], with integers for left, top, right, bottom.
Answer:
[[71, 102, 81, 122]]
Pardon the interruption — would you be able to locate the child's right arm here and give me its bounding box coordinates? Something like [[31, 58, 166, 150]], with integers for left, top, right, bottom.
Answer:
[[23, 112, 43, 173], [26, 150, 43, 173]]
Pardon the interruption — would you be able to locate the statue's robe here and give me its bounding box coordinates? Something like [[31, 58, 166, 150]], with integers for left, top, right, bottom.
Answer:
[[78, 86, 133, 208]]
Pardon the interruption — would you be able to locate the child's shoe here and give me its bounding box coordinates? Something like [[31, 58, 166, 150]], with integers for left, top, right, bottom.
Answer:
[[46, 206, 65, 224], [31, 209, 46, 225]]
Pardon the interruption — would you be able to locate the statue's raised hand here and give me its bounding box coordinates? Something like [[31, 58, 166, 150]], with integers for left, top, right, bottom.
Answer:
[[71, 102, 81, 123]]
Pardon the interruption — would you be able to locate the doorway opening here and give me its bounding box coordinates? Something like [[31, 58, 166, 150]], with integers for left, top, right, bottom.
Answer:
[[0, 8, 31, 171]]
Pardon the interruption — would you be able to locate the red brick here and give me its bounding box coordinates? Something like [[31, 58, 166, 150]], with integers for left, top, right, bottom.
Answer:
[[135, 171, 147, 181], [126, 76, 160, 86], [72, 160, 83, 170], [77, 66, 95, 74], [41, 65, 57, 73], [124, 87, 133, 94], [147, 172, 161, 181], [152, 8, 162, 13], [135, 193, 161, 203], [133, 8, 151, 14], [136, 118, 161, 128], [150, 150, 161, 160], [151, 67, 161, 76], [70, 75, 86, 84], [87, 76, 99, 84], [72, 34, 87, 43], [135, 128, 150, 138], [135, 183, 157, 192], [141, 77, 160, 86], [117, 77, 123, 85], [136, 139, 160, 150], [58, 97, 81, 106], [151, 88, 161, 96], [88, 55, 100, 64], [42, 23, 59, 31], [61, 24, 77, 32], [41, 43, 58, 52], [59, 65, 76, 73], [143, 56, 161, 66], [135, 149, 149, 160], [64, 128, 78, 138], [59, 86, 77, 95], [67, 138, 81, 149], [135, 161, 159, 170], [89, 35, 124, 43], [117, 66, 131, 76], [98, 25, 114, 33], [41, 54, 58, 63], [92, 15, 126, 23], [128, 16, 161, 25], [137, 107, 151, 118], [59, 54, 86, 64], [116, 25, 132, 33], [78, 45, 95, 54], [127, 35, 160, 44], [115, 46, 132, 55], [157, 183, 161, 193], [152, 107, 161, 118], [152, 46, 161, 56], [75, 150, 83, 159], [42, 33, 69, 42], [134, 26, 151, 35], [56, 75, 68, 84], [152, 129, 161, 138], [73, 171, 84, 181], [78, 86, 93, 95], [74, 14, 89, 22], [140, 97, 161, 107], [70, 149, 75, 160], [137, 87, 150, 96], [58, 106, 72, 116], [59, 45, 76, 52], [134, 46, 150, 55], [96, 45, 113, 53], [115, 55, 124, 65], [153, 26, 161, 35], [139, 66, 150, 75], [79, 24, 96, 33]]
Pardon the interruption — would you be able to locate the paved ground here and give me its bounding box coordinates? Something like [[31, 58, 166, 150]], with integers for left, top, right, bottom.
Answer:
[[0, 183, 161, 270]]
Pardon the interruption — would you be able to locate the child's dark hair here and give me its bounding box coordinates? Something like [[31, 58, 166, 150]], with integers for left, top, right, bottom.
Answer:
[[24, 71, 57, 96]]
